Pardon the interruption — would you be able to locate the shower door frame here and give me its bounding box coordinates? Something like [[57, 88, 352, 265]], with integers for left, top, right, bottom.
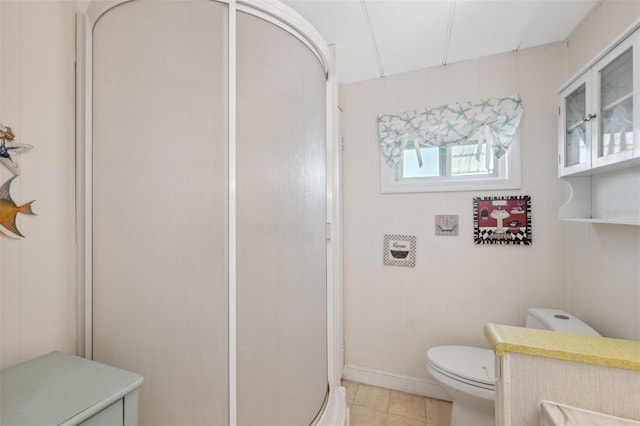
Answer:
[[75, 1, 344, 424]]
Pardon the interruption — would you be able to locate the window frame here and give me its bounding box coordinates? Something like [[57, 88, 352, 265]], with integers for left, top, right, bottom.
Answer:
[[380, 134, 522, 193]]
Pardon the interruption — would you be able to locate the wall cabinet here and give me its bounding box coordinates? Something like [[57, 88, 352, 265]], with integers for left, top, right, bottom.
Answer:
[[558, 23, 640, 225], [559, 29, 640, 176]]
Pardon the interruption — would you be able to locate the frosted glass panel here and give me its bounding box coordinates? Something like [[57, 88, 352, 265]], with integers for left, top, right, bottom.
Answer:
[[236, 12, 328, 426], [92, 2, 229, 425], [565, 83, 588, 167], [599, 47, 633, 157]]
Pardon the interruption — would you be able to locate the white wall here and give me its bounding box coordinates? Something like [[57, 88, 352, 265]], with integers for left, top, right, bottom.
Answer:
[[565, 1, 640, 78], [563, 0, 640, 340], [0, 1, 77, 369], [340, 43, 567, 396]]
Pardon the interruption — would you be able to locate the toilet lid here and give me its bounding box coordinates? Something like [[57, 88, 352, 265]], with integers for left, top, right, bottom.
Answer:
[[427, 346, 495, 387]]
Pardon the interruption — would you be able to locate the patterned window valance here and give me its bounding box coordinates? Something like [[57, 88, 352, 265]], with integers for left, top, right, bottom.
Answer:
[[378, 95, 523, 168]]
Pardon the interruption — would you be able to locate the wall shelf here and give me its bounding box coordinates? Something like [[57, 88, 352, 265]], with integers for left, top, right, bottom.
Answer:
[[559, 169, 640, 225], [561, 217, 640, 225]]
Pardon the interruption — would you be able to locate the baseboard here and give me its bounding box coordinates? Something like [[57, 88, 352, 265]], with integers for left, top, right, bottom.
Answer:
[[342, 364, 451, 401]]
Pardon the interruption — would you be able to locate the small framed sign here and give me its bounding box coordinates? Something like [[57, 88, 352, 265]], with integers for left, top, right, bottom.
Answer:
[[473, 195, 532, 245], [383, 234, 416, 267], [435, 215, 458, 236]]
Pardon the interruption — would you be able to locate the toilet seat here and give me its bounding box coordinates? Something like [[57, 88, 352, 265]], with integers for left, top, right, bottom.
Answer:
[[427, 346, 495, 391]]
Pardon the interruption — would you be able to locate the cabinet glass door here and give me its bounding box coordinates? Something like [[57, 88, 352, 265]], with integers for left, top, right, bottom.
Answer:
[[559, 73, 591, 176], [565, 83, 588, 167], [593, 38, 635, 167]]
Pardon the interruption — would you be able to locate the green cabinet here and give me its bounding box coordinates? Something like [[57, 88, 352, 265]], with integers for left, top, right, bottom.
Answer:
[[1, 352, 143, 426]]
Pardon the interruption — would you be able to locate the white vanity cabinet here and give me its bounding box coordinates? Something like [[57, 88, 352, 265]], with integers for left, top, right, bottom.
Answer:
[[485, 324, 640, 426], [558, 22, 640, 225], [1, 351, 143, 426]]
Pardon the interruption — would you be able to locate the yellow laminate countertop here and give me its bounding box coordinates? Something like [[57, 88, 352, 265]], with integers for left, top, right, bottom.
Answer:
[[484, 323, 640, 371]]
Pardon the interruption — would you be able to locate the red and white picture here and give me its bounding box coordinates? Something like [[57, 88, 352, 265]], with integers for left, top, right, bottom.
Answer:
[[473, 196, 532, 245]]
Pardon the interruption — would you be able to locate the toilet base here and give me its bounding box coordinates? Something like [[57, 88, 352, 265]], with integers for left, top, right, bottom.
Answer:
[[427, 347, 496, 426], [433, 371, 495, 426], [451, 401, 496, 426]]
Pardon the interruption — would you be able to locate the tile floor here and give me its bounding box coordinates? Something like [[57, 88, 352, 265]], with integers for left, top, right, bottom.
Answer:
[[342, 380, 452, 426]]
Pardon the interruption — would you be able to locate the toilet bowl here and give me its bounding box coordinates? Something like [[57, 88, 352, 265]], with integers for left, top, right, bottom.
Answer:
[[426, 308, 600, 426], [427, 346, 495, 426]]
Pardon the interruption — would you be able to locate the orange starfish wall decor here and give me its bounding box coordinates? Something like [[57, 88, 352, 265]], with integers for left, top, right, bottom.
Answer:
[[0, 176, 36, 239]]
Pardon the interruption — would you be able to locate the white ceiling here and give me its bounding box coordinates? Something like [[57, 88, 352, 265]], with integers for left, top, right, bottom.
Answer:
[[283, 0, 599, 84]]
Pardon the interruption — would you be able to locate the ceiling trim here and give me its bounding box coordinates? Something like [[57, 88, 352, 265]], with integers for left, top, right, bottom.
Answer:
[[442, 0, 457, 65], [360, 0, 385, 78]]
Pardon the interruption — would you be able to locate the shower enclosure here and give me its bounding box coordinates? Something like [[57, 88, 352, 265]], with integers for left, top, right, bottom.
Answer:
[[76, 1, 344, 425]]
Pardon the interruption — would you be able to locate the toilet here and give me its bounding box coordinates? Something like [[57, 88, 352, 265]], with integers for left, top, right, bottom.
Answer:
[[426, 308, 600, 426]]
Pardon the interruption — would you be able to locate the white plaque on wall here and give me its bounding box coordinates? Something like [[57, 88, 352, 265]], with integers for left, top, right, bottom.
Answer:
[[383, 234, 416, 267], [435, 215, 458, 236]]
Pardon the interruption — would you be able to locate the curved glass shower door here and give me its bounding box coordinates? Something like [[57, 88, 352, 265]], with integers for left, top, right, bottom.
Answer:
[[92, 1, 229, 425], [236, 11, 328, 426], [91, 1, 329, 425]]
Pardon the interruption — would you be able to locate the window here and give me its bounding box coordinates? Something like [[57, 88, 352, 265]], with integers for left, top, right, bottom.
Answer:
[[381, 134, 520, 193], [378, 95, 523, 193]]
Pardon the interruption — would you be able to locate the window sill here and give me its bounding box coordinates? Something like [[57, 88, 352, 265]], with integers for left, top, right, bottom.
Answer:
[[381, 176, 521, 193]]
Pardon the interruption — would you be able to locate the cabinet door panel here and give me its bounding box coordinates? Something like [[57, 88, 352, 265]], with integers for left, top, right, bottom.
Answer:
[[592, 35, 636, 168], [559, 73, 592, 176], [79, 399, 124, 426]]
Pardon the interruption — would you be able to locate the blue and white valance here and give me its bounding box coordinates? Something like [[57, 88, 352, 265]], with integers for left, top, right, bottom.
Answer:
[[378, 95, 523, 167]]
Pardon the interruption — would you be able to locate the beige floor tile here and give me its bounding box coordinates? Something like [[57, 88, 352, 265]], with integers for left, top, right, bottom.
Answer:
[[350, 404, 387, 426], [425, 398, 452, 426], [354, 384, 391, 412], [341, 381, 451, 426], [389, 390, 426, 420], [386, 413, 426, 426], [341, 379, 359, 403]]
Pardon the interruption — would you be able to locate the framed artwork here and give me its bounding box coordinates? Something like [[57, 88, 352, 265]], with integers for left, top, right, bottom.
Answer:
[[383, 234, 416, 267], [473, 195, 532, 245]]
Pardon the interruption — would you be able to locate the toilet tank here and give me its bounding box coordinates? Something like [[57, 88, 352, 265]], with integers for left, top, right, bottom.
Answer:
[[525, 308, 601, 336]]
